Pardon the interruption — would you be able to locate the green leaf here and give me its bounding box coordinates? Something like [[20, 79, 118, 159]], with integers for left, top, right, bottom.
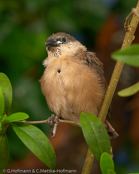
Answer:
[[0, 133, 9, 173], [4, 112, 29, 123], [0, 73, 12, 114], [118, 82, 139, 97], [108, 169, 116, 174], [111, 44, 139, 67], [80, 113, 110, 161], [12, 123, 56, 169], [0, 87, 4, 116], [1, 115, 7, 122], [100, 152, 115, 174]]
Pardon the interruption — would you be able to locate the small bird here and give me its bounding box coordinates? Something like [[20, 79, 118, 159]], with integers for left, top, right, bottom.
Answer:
[[40, 32, 106, 126]]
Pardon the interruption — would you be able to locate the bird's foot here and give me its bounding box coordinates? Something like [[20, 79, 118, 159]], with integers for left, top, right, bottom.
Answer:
[[48, 114, 59, 137]]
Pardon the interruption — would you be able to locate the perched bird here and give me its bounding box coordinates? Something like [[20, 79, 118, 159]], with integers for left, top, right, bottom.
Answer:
[[40, 32, 106, 125]]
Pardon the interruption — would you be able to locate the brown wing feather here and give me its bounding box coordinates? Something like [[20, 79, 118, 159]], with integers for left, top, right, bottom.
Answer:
[[79, 51, 107, 89]]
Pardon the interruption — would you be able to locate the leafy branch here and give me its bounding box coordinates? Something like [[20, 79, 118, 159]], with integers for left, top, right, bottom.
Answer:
[[0, 73, 56, 171], [81, 1, 139, 174], [112, 45, 139, 97]]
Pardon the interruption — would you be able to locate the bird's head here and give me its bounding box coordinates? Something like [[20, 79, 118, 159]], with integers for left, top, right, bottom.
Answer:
[[45, 32, 86, 57]]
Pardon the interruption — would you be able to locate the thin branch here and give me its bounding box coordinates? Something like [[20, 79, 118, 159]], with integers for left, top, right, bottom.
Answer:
[[82, 1, 139, 174], [18, 118, 81, 127], [59, 119, 81, 127], [18, 119, 48, 124], [124, 11, 133, 31], [105, 120, 119, 138]]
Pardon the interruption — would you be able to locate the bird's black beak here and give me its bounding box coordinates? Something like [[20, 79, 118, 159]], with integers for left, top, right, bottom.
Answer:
[[45, 38, 60, 47]]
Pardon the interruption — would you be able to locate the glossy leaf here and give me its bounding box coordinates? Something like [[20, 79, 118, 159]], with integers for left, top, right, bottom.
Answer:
[[80, 113, 110, 161], [111, 44, 139, 67], [0, 133, 9, 172], [108, 169, 116, 174], [0, 87, 4, 116], [118, 82, 139, 97], [4, 112, 29, 123], [0, 73, 12, 114], [100, 152, 114, 174], [12, 123, 56, 169]]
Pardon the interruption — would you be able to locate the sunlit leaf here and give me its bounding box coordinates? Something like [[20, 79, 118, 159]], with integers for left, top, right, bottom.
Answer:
[[80, 113, 110, 161], [100, 152, 115, 174], [12, 123, 56, 169], [0, 132, 9, 172], [112, 44, 139, 67], [4, 112, 29, 123], [0, 73, 12, 114], [0, 87, 4, 116], [118, 82, 139, 97]]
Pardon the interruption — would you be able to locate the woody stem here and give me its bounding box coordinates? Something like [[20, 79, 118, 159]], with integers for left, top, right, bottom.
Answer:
[[82, 1, 139, 174]]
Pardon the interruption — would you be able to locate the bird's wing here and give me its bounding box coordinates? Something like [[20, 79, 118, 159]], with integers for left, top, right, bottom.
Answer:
[[79, 51, 107, 88], [82, 52, 103, 76]]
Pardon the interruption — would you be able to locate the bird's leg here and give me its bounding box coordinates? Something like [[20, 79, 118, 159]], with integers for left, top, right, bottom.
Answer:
[[48, 114, 59, 137], [52, 116, 59, 137], [105, 120, 119, 139]]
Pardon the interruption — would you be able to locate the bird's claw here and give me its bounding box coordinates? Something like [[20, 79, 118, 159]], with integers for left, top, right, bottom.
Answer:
[[48, 114, 59, 137]]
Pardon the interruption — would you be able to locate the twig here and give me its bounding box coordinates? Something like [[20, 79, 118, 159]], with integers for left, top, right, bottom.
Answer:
[[124, 8, 139, 31], [105, 120, 119, 138], [18, 119, 81, 127], [18, 119, 48, 124], [82, 1, 139, 174], [59, 119, 81, 127], [124, 11, 133, 31]]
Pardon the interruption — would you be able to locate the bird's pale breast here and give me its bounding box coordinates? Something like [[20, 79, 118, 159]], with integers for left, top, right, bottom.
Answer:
[[41, 56, 105, 123]]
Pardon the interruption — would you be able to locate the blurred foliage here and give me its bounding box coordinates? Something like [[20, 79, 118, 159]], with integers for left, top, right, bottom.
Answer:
[[0, 0, 138, 171]]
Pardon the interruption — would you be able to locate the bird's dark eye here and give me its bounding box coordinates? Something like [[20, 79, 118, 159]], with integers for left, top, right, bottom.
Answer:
[[62, 37, 66, 43]]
